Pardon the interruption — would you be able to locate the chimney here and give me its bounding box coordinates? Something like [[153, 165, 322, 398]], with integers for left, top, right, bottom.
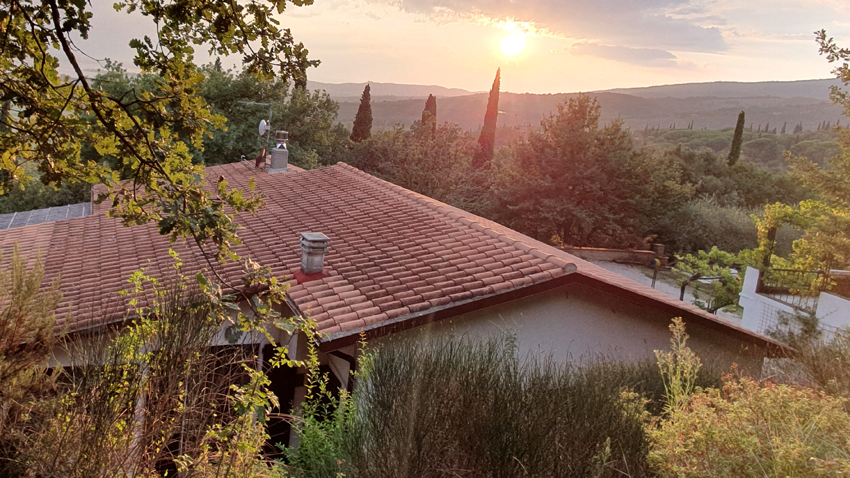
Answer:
[[269, 130, 289, 172], [300, 232, 330, 274]]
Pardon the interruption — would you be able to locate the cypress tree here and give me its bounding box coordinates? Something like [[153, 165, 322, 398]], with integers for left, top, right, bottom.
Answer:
[[781, 122, 786, 134], [794, 122, 803, 134], [350, 84, 372, 142], [727, 110, 745, 166], [421, 94, 437, 136], [473, 68, 500, 170]]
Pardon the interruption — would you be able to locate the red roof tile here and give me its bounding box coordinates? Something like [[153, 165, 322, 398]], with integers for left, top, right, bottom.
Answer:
[[0, 162, 776, 348]]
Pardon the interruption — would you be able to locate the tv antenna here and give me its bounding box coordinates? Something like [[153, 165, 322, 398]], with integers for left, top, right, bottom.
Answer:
[[237, 101, 273, 154]]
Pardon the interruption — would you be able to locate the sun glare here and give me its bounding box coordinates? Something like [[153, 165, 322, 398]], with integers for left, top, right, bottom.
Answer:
[[500, 33, 526, 57]]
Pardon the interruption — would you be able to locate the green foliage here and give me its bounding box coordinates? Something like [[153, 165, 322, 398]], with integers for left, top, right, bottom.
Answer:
[[472, 68, 500, 169], [650, 318, 850, 476], [282, 336, 359, 478], [673, 246, 758, 313], [757, 137, 850, 272], [197, 64, 350, 168], [494, 95, 642, 247], [648, 377, 850, 477], [727, 110, 745, 166], [0, 163, 89, 214], [344, 335, 664, 478], [347, 122, 491, 215], [654, 318, 702, 411], [655, 198, 760, 254], [0, 0, 318, 263], [817, 29, 850, 117], [640, 127, 841, 171], [350, 85, 372, 143]]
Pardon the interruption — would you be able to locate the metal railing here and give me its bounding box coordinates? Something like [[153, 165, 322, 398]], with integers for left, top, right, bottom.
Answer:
[[756, 268, 827, 314]]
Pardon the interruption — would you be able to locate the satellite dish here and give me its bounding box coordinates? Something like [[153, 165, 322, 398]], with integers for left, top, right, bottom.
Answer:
[[259, 119, 271, 137]]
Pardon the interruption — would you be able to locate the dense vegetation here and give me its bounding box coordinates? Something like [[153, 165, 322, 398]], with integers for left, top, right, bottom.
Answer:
[[637, 127, 842, 171], [281, 319, 850, 478]]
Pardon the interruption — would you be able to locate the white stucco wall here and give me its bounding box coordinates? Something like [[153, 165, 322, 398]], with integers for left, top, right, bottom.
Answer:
[[740, 266, 797, 335], [740, 266, 850, 338], [816, 293, 850, 331], [373, 282, 766, 371]]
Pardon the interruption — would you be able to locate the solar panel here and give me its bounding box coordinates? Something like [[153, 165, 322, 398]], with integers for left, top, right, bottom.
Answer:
[[0, 202, 92, 230]]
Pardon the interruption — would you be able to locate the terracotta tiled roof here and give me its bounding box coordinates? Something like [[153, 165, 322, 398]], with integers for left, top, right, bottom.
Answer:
[[0, 162, 776, 348]]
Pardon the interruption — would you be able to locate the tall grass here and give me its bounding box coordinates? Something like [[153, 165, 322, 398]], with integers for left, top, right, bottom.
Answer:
[[333, 335, 720, 478]]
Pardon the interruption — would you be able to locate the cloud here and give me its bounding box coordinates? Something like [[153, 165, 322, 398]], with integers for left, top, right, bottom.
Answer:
[[382, 0, 728, 52], [569, 42, 681, 67]]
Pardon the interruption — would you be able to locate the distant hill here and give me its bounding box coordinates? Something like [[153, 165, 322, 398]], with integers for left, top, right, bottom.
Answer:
[[326, 79, 847, 134], [306, 81, 477, 102], [600, 79, 843, 101]]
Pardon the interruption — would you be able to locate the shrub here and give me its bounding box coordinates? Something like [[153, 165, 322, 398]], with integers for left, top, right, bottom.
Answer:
[[648, 377, 850, 477], [766, 311, 850, 399], [340, 336, 686, 478], [281, 336, 356, 478]]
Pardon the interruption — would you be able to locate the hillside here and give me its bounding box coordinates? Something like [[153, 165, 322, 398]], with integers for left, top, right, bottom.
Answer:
[[601, 78, 843, 100], [336, 90, 846, 133]]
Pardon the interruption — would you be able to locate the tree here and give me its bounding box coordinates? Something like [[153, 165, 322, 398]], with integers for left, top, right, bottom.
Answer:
[[794, 122, 804, 134], [196, 64, 350, 168], [473, 68, 500, 170], [350, 84, 373, 142], [421, 94, 437, 137], [751, 30, 850, 273], [494, 95, 639, 247], [727, 111, 745, 166], [347, 122, 490, 215], [0, 1, 318, 261]]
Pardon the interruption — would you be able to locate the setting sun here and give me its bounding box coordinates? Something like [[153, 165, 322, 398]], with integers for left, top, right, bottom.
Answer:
[[500, 33, 526, 57]]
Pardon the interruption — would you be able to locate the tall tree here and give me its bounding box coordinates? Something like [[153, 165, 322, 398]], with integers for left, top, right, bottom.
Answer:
[[494, 95, 664, 247], [351, 84, 373, 142], [781, 122, 787, 134], [727, 111, 746, 166], [473, 68, 501, 169], [421, 94, 437, 136]]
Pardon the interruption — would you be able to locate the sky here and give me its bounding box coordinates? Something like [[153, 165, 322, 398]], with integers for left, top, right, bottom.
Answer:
[[75, 0, 850, 94]]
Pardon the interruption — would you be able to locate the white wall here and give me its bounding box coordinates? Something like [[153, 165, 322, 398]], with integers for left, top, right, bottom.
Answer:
[[373, 283, 766, 371], [740, 266, 850, 338], [816, 293, 850, 332], [740, 266, 797, 335]]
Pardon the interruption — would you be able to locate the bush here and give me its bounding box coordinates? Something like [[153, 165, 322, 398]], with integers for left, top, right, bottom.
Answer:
[[656, 197, 759, 254], [766, 312, 850, 399], [338, 335, 718, 478], [648, 377, 850, 477]]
